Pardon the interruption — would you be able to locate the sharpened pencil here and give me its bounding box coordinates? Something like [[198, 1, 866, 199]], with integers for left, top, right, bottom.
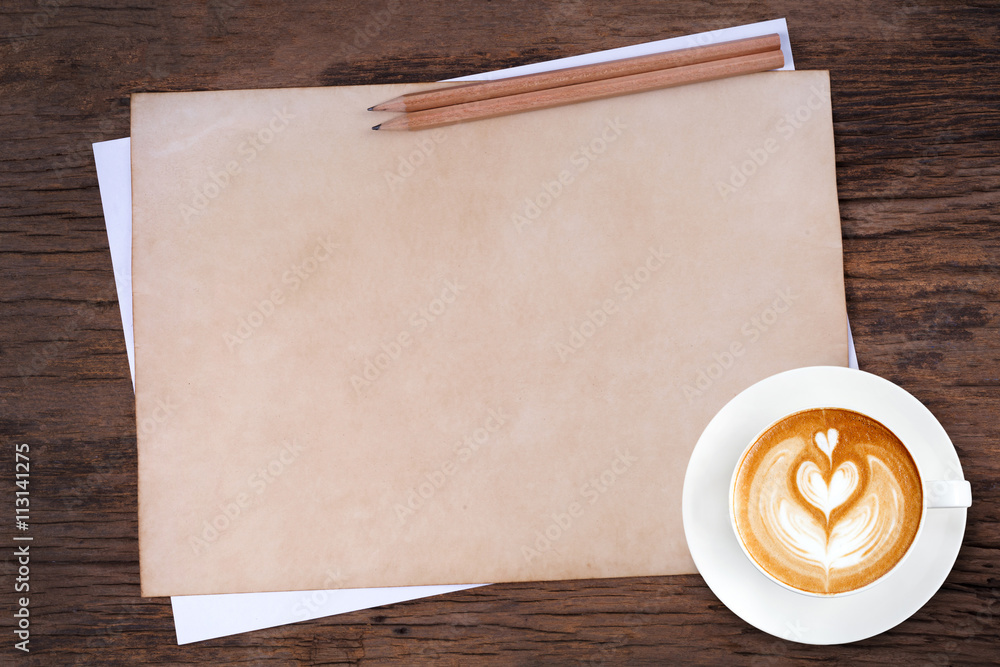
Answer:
[[370, 34, 782, 113], [372, 48, 784, 131]]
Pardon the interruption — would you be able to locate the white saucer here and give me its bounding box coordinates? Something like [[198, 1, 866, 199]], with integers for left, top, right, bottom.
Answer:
[[681, 366, 969, 644]]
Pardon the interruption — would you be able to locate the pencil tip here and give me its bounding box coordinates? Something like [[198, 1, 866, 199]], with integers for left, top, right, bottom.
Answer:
[[367, 106, 375, 111], [372, 124, 381, 130]]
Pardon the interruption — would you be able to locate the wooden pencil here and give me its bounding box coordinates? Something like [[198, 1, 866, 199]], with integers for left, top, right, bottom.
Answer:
[[372, 48, 784, 132], [370, 34, 781, 113]]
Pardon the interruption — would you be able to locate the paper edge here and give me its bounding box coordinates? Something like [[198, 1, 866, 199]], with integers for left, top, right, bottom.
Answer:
[[446, 18, 793, 82]]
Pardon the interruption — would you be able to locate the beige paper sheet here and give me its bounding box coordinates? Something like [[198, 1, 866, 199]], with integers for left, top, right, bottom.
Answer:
[[132, 71, 847, 597]]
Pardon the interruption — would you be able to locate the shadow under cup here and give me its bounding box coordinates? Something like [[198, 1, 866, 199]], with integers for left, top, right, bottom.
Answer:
[[729, 407, 972, 598]]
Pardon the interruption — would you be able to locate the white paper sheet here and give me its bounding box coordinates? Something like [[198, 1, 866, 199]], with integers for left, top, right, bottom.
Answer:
[[169, 584, 479, 643], [93, 139, 135, 388], [93, 18, 840, 644], [445, 17, 794, 82]]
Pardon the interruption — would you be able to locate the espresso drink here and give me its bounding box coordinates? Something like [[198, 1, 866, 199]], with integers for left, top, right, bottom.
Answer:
[[732, 408, 923, 595]]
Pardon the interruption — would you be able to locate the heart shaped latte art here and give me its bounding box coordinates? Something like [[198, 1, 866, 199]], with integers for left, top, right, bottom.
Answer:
[[796, 459, 858, 521], [735, 409, 924, 595], [813, 428, 839, 463], [756, 427, 903, 576]]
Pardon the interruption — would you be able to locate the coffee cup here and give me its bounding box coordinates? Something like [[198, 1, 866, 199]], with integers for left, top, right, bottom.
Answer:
[[729, 407, 971, 598]]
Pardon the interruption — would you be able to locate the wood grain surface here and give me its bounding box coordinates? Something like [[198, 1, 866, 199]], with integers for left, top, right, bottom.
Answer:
[[1, 0, 997, 664]]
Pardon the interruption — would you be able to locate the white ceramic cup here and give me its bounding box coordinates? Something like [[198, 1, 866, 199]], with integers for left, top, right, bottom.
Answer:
[[728, 407, 972, 598]]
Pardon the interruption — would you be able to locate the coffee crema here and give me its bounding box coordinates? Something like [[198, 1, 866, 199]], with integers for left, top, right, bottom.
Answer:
[[732, 408, 923, 595]]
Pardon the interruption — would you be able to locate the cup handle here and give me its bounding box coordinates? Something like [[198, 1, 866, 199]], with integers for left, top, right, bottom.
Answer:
[[926, 479, 972, 508]]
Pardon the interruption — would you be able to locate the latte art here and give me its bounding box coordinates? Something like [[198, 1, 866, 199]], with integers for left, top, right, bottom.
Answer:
[[732, 409, 923, 595]]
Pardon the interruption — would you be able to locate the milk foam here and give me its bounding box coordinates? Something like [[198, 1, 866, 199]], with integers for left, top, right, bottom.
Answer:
[[760, 442, 900, 574], [733, 410, 923, 595]]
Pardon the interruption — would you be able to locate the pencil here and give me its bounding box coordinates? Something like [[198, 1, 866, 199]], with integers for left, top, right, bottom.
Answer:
[[371, 48, 784, 132], [370, 34, 781, 113]]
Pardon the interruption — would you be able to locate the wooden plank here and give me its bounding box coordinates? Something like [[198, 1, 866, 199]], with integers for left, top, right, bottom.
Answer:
[[1, 0, 997, 662]]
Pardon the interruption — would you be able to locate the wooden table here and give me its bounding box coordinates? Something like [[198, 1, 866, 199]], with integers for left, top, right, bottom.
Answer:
[[2, 1, 997, 663]]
